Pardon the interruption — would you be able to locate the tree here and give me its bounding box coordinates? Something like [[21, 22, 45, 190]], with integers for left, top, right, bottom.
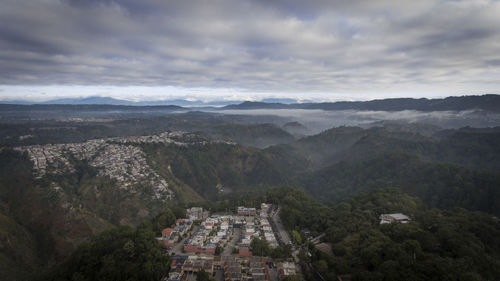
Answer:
[[41, 225, 170, 281], [251, 238, 270, 256], [292, 230, 302, 244], [152, 208, 176, 234], [196, 270, 211, 281], [215, 245, 223, 255]]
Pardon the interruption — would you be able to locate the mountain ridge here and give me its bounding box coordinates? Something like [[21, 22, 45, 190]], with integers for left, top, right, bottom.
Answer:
[[1, 94, 500, 112], [223, 94, 500, 112]]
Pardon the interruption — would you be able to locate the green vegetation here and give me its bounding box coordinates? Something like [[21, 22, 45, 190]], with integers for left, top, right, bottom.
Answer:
[[196, 269, 213, 281], [151, 208, 176, 235], [0, 149, 182, 280], [250, 237, 292, 259], [143, 143, 285, 200], [302, 152, 500, 215], [269, 186, 500, 281], [39, 203, 187, 281], [205, 123, 295, 148], [40, 224, 170, 281], [2, 106, 500, 281], [0, 112, 295, 149]]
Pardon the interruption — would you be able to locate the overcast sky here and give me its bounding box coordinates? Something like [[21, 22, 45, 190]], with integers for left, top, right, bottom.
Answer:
[[1, 0, 500, 102]]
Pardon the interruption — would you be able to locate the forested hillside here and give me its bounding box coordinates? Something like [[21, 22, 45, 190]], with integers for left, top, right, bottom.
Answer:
[[40, 224, 171, 281], [268, 187, 500, 281], [301, 152, 500, 215], [292, 126, 500, 171], [143, 143, 288, 200], [136, 125, 500, 216]]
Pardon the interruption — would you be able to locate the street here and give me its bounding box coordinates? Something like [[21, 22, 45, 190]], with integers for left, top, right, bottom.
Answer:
[[171, 225, 199, 255], [272, 207, 291, 245], [222, 226, 241, 255]]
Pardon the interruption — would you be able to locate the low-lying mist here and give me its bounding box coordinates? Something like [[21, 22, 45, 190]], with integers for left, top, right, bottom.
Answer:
[[213, 109, 500, 135]]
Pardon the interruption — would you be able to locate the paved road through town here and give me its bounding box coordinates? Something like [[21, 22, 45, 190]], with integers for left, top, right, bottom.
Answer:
[[171, 225, 199, 255], [273, 207, 301, 265], [272, 207, 291, 245], [222, 226, 241, 255]]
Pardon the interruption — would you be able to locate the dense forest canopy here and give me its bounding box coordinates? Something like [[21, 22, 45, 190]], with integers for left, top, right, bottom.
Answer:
[[267, 187, 500, 281]]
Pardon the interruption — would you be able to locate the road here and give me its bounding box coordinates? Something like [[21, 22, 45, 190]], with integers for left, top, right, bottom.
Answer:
[[222, 226, 241, 255], [171, 225, 199, 255], [272, 207, 291, 245], [272, 207, 301, 267]]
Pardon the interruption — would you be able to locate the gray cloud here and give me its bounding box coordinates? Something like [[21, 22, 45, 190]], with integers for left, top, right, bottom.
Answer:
[[0, 0, 499, 97]]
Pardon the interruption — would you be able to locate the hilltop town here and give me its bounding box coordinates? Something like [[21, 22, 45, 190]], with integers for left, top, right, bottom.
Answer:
[[14, 131, 234, 201]]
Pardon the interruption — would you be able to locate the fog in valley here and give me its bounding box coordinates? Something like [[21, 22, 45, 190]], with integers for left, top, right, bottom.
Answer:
[[213, 109, 500, 135]]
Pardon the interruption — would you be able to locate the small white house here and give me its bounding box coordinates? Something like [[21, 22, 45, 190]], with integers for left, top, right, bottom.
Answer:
[[380, 213, 411, 224]]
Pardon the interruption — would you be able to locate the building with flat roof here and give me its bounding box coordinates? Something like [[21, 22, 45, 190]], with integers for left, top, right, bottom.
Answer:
[[379, 213, 411, 224], [277, 262, 296, 280], [238, 206, 257, 216]]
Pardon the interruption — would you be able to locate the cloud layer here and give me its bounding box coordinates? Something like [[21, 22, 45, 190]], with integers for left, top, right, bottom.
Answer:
[[1, 0, 500, 98]]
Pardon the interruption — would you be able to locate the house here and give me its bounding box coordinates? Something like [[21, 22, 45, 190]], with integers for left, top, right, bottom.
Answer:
[[249, 259, 270, 281], [183, 259, 214, 274], [238, 206, 257, 216], [183, 244, 216, 254], [379, 213, 411, 224], [224, 259, 243, 281], [169, 256, 187, 277], [239, 247, 252, 257], [187, 207, 206, 221], [162, 228, 174, 238], [277, 262, 296, 280]]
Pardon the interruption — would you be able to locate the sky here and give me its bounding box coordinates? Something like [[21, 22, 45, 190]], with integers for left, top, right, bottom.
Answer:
[[1, 0, 500, 102]]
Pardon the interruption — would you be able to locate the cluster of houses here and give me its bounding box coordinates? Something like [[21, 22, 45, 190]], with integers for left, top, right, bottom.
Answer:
[[16, 143, 77, 177], [166, 255, 276, 281], [110, 131, 235, 147], [110, 131, 187, 146], [15, 134, 177, 201], [159, 219, 193, 247], [167, 255, 215, 281], [238, 204, 279, 250], [181, 206, 278, 256], [222, 256, 272, 281], [160, 205, 297, 281], [184, 215, 234, 255]]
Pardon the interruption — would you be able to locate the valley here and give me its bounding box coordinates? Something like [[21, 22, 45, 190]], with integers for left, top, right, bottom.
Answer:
[[1, 96, 500, 281]]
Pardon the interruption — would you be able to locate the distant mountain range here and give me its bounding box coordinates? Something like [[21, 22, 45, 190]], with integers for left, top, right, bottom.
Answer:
[[1, 94, 499, 112], [0, 96, 302, 107], [222, 94, 500, 112], [0, 96, 230, 106]]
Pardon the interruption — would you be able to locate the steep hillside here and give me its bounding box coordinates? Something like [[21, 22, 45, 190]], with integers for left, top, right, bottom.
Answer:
[[143, 143, 288, 200], [40, 224, 170, 281], [200, 123, 296, 148], [300, 152, 500, 215], [0, 149, 174, 280], [291, 125, 500, 171]]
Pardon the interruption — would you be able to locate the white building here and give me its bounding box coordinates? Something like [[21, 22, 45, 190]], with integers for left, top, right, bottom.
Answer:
[[379, 213, 411, 224]]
